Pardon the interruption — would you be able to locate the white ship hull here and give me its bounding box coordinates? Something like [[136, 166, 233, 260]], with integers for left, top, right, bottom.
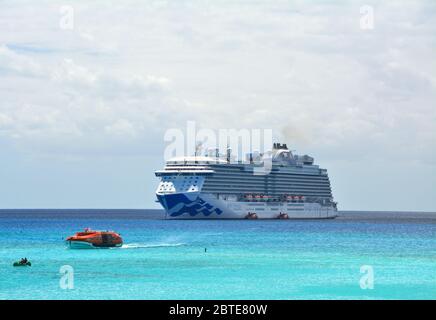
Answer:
[[157, 192, 337, 219]]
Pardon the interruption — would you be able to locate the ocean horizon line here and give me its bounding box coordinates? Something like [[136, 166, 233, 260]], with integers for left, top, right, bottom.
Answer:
[[1, 209, 435, 223], [0, 208, 435, 214]]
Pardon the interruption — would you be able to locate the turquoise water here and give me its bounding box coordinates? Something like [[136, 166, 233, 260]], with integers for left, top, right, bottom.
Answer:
[[0, 210, 435, 300]]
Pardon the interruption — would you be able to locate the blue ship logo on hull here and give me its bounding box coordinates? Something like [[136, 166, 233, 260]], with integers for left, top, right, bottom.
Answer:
[[158, 193, 223, 217]]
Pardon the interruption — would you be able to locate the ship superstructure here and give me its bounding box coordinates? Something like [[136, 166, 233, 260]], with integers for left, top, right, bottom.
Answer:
[[155, 143, 337, 219]]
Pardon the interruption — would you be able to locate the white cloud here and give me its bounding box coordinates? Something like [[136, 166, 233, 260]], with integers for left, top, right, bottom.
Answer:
[[51, 58, 97, 86], [0, 0, 435, 163], [0, 113, 13, 128], [105, 118, 137, 137], [0, 52, 181, 152], [0, 45, 42, 76]]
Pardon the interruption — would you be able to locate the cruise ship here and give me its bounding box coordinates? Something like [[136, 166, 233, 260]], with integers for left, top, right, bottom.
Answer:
[[155, 143, 337, 219]]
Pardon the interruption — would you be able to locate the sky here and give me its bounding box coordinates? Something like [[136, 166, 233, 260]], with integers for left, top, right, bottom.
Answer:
[[0, 0, 435, 211]]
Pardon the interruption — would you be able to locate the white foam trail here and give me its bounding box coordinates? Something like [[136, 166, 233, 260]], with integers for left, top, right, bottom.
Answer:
[[119, 243, 186, 249]]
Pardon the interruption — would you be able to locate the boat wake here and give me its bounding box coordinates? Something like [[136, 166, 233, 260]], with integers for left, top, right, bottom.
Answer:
[[118, 243, 186, 249]]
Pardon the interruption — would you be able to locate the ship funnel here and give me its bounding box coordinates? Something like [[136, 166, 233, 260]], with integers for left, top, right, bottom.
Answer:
[[273, 143, 289, 150]]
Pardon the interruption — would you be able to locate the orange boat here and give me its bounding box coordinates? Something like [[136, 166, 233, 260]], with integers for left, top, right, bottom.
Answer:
[[66, 228, 123, 249]]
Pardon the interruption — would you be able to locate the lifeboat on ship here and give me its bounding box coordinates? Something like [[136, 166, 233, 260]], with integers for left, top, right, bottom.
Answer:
[[66, 228, 123, 249], [245, 212, 258, 220], [277, 212, 289, 219]]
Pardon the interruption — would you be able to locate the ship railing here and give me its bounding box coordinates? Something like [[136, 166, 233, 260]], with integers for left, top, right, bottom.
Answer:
[[155, 169, 214, 176]]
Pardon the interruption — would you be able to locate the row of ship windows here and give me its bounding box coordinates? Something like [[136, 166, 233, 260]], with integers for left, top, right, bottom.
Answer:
[[202, 182, 331, 187], [160, 175, 328, 183], [162, 177, 200, 182], [247, 203, 304, 206], [249, 208, 305, 211], [160, 184, 199, 187], [159, 188, 331, 195], [207, 178, 330, 185], [203, 187, 332, 193], [159, 187, 198, 191], [160, 188, 197, 191], [163, 167, 326, 176], [160, 182, 329, 189], [159, 185, 198, 189], [205, 179, 330, 185], [207, 191, 332, 197], [206, 184, 331, 189], [210, 171, 330, 177], [159, 180, 199, 192], [212, 170, 326, 176], [161, 182, 198, 186], [203, 184, 331, 190]]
